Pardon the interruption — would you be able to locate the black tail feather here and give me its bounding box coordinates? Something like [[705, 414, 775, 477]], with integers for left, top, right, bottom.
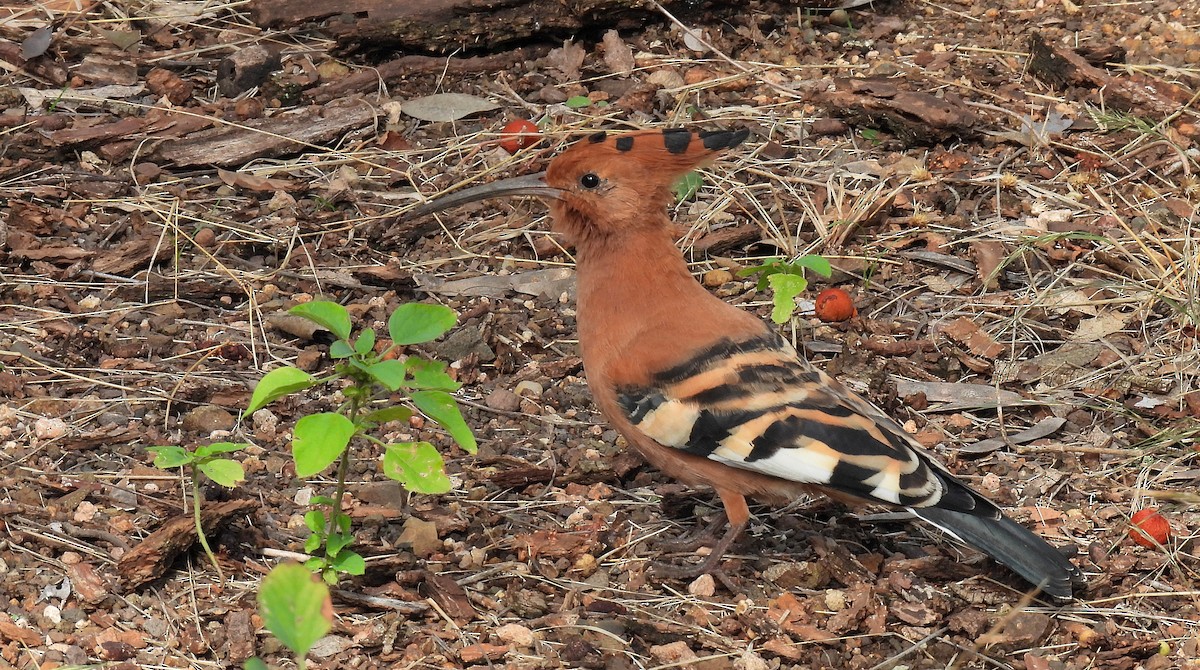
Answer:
[[912, 506, 1084, 601]]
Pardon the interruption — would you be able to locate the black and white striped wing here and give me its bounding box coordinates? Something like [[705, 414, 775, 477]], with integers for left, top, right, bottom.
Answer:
[[617, 334, 978, 513]]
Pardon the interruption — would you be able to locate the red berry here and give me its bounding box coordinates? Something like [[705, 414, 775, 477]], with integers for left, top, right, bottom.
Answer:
[[814, 287, 856, 322], [500, 119, 540, 153], [1129, 508, 1171, 548]]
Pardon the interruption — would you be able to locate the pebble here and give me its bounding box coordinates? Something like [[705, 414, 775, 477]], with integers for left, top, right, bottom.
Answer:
[[687, 573, 716, 597], [34, 417, 67, 439], [486, 389, 522, 412], [494, 623, 535, 648], [703, 269, 732, 287], [181, 405, 235, 433]]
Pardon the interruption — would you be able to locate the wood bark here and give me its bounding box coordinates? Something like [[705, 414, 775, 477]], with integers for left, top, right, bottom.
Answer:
[[249, 0, 716, 55], [117, 498, 258, 590], [1028, 32, 1192, 119]]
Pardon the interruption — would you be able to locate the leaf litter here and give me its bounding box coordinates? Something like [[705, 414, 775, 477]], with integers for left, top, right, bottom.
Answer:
[[0, 0, 1198, 669]]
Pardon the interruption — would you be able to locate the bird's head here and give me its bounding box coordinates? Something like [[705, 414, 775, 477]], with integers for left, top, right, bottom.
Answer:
[[408, 128, 749, 246]]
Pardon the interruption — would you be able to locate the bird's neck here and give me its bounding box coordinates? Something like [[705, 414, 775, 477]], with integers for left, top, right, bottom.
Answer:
[[572, 224, 764, 385]]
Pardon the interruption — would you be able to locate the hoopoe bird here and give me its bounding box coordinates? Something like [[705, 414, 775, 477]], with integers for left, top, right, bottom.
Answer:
[[410, 128, 1084, 600]]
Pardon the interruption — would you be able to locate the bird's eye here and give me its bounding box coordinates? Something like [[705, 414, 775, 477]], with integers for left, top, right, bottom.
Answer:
[[579, 173, 601, 189]]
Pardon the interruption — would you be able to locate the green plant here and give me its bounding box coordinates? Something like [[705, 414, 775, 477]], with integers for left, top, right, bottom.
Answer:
[[672, 170, 703, 202], [738, 255, 833, 323], [146, 442, 248, 581], [244, 300, 475, 583], [245, 562, 333, 670]]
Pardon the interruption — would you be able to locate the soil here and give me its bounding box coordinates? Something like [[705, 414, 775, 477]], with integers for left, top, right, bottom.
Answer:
[[1, 0, 1198, 669]]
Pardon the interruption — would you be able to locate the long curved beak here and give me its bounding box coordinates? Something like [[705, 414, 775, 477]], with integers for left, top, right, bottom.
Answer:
[[407, 172, 563, 217]]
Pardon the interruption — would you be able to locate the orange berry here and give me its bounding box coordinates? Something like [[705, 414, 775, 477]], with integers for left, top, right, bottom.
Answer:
[[814, 287, 856, 322], [500, 119, 540, 153], [1129, 508, 1170, 548]]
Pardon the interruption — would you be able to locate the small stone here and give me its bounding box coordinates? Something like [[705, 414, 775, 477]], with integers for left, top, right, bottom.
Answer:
[[810, 118, 849, 135], [536, 86, 568, 104], [514, 380, 543, 398], [735, 649, 770, 670], [34, 417, 67, 439], [42, 604, 62, 625], [180, 405, 236, 433], [398, 517, 440, 558], [252, 408, 278, 440], [824, 589, 847, 611], [650, 641, 698, 664], [703, 269, 732, 287], [194, 227, 216, 249], [494, 623, 535, 648], [687, 573, 716, 597], [459, 643, 509, 663], [486, 389, 521, 412]]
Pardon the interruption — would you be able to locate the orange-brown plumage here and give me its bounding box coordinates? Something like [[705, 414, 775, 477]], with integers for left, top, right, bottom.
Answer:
[[410, 128, 1083, 600]]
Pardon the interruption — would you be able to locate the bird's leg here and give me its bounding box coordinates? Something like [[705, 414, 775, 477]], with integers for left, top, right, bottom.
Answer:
[[653, 489, 749, 579]]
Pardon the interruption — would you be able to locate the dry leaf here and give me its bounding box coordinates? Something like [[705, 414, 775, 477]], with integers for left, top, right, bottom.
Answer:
[[217, 168, 296, 192], [546, 40, 586, 81], [21, 25, 53, 59], [940, 317, 1004, 358], [1069, 311, 1128, 342], [398, 517, 440, 557], [893, 379, 1026, 410], [970, 240, 1006, 289], [959, 416, 1067, 454], [601, 30, 635, 75], [401, 93, 498, 122], [415, 268, 574, 299]]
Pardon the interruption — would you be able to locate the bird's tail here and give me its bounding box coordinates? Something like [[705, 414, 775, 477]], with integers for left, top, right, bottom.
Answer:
[[911, 506, 1083, 601]]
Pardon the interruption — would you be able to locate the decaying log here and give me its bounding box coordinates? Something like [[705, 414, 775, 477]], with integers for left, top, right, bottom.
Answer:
[[249, 0, 699, 55], [150, 96, 376, 167], [814, 78, 979, 145], [1028, 33, 1193, 120], [117, 498, 258, 589], [308, 47, 548, 104]]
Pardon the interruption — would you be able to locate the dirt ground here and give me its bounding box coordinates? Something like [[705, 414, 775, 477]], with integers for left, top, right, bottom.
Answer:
[[2, 0, 1199, 668]]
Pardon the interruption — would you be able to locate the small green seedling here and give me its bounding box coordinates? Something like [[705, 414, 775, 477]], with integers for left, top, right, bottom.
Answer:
[[673, 170, 704, 202], [245, 562, 332, 670], [147, 442, 248, 581], [245, 300, 475, 583], [738, 255, 833, 323]]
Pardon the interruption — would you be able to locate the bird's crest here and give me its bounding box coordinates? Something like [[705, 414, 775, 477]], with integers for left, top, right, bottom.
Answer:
[[548, 128, 750, 185]]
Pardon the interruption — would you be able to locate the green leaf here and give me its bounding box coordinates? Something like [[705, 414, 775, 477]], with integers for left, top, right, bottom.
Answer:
[[289, 301, 352, 342], [564, 95, 591, 109], [304, 533, 322, 554], [767, 273, 808, 324], [406, 357, 461, 391], [243, 657, 269, 670], [411, 390, 477, 453], [792, 254, 832, 278], [198, 458, 245, 487], [383, 442, 452, 494], [245, 367, 315, 415], [292, 413, 356, 477], [367, 359, 408, 392], [329, 550, 365, 576], [257, 563, 332, 660], [326, 531, 351, 558], [355, 328, 376, 355], [194, 442, 248, 459], [304, 510, 326, 534], [672, 171, 703, 202], [387, 303, 457, 345], [334, 512, 351, 535], [363, 406, 413, 425], [329, 340, 354, 359], [147, 445, 192, 468]]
